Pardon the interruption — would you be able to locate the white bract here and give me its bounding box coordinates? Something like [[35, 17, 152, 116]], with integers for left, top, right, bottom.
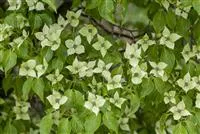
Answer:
[[106, 75, 122, 90], [169, 100, 191, 120], [79, 61, 96, 77], [195, 93, 200, 109], [181, 44, 195, 63], [131, 65, 146, 85], [119, 117, 130, 131], [0, 24, 13, 42], [13, 101, 30, 120], [175, 1, 191, 19], [84, 92, 105, 115], [164, 91, 176, 104], [136, 34, 155, 52], [92, 35, 112, 57], [9, 30, 28, 48], [79, 24, 97, 44], [19, 59, 37, 77], [65, 35, 85, 55], [192, 76, 200, 91], [124, 43, 141, 67], [93, 59, 112, 79], [46, 69, 64, 85], [26, 0, 45, 11], [66, 10, 81, 27], [149, 61, 167, 78], [160, 27, 181, 49], [177, 72, 195, 92], [47, 90, 68, 110], [35, 58, 48, 78], [109, 92, 126, 108], [8, 0, 21, 10]]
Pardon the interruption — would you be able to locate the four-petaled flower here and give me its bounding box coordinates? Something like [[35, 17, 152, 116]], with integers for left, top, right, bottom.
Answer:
[[0, 24, 13, 42], [79, 24, 97, 44], [177, 72, 195, 93], [47, 90, 68, 110], [181, 44, 195, 63], [93, 59, 112, 79], [35, 58, 48, 78], [175, 1, 191, 19], [119, 117, 130, 131], [66, 10, 81, 27], [164, 91, 176, 104], [192, 76, 200, 91], [136, 34, 155, 52], [19, 59, 37, 77], [92, 35, 112, 57], [65, 35, 85, 55], [109, 92, 126, 108], [124, 43, 141, 67], [106, 75, 122, 90], [169, 100, 191, 120], [149, 61, 167, 78], [131, 65, 146, 85], [160, 27, 181, 49], [46, 69, 64, 85], [26, 0, 44, 11], [79, 61, 96, 77], [84, 92, 105, 115], [13, 101, 30, 120], [8, 0, 21, 10]]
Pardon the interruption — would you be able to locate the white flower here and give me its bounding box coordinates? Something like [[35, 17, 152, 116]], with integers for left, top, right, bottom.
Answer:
[[177, 72, 196, 92], [195, 93, 200, 109], [8, 0, 21, 10], [84, 92, 105, 115], [19, 59, 37, 77], [169, 100, 191, 120], [175, 1, 191, 19], [160, 27, 181, 49], [109, 92, 126, 108], [35, 58, 48, 78], [131, 65, 146, 85], [79, 24, 97, 44], [124, 43, 141, 67], [47, 90, 68, 110], [149, 61, 167, 78], [13, 100, 30, 120], [119, 117, 130, 131], [106, 75, 122, 90], [164, 91, 176, 104], [65, 35, 85, 55], [46, 69, 64, 85], [136, 34, 155, 52], [79, 61, 96, 77], [26, 0, 45, 11], [66, 10, 81, 27], [181, 44, 195, 63], [192, 76, 200, 91], [93, 59, 112, 79]]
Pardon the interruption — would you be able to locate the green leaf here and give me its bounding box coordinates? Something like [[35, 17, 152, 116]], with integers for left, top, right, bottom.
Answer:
[[129, 94, 140, 113], [185, 120, 198, 134], [153, 78, 171, 94], [4, 121, 17, 134], [71, 115, 84, 133], [98, 0, 115, 24], [22, 78, 33, 101], [193, 0, 200, 15], [57, 118, 71, 134], [166, 10, 176, 29], [42, 0, 57, 12], [160, 48, 175, 74], [65, 90, 84, 109], [3, 50, 17, 73], [103, 111, 118, 133], [86, 0, 100, 9], [72, 0, 81, 8], [173, 123, 188, 134], [84, 114, 101, 133], [140, 78, 154, 98], [32, 78, 45, 101], [153, 10, 165, 33], [39, 114, 53, 134], [29, 14, 43, 31]]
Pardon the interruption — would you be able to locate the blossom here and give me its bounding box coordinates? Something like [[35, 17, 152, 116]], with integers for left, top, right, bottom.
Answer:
[[25, 0, 44, 11], [92, 35, 112, 57], [8, 0, 21, 10], [181, 44, 195, 63], [109, 92, 126, 108], [46, 69, 64, 85], [177, 72, 195, 92], [131, 65, 146, 85], [93, 59, 112, 79], [106, 75, 122, 90], [79, 61, 96, 77], [149, 61, 167, 78], [65, 35, 85, 55], [136, 34, 155, 52], [0, 24, 13, 42], [10, 30, 28, 48], [124, 43, 141, 67], [175, 1, 191, 19], [119, 117, 130, 131], [160, 27, 181, 49], [195, 93, 200, 109], [164, 91, 176, 104], [66, 10, 81, 27], [57, 15, 68, 28], [13, 101, 30, 120], [79, 24, 97, 44], [19, 59, 37, 77], [47, 90, 68, 110], [192, 76, 200, 91], [66, 57, 87, 75], [35, 58, 48, 78], [169, 100, 191, 120], [84, 92, 105, 115]]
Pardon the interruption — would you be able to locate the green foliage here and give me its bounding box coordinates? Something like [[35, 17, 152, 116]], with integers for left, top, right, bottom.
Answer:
[[0, 0, 200, 133]]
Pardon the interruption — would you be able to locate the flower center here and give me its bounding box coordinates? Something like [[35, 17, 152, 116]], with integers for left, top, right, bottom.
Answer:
[[133, 73, 139, 77]]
